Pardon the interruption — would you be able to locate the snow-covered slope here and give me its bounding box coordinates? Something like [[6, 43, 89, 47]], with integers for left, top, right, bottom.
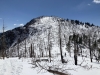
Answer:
[[0, 16, 100, 57]]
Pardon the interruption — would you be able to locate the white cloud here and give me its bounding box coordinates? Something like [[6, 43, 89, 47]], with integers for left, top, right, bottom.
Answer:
[[19, 24, 24, 26], [14, 23, 24, 26], [93, 0, 100, 3], [88, 4, 91, 5], [14, 24, 17, 26]]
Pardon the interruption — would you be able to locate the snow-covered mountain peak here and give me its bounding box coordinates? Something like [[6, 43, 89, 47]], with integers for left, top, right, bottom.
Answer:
[[25, 16, 65, 28], [28, 16, 58, 27], [39, 16, 55, 23]]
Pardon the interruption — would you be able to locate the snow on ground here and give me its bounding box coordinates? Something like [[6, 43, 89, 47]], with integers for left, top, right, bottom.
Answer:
[[34, 53, 100, 75], [0, 58, 23, 75], [67, 56, 100, 75], [0, 55, 100, 75], [0, 58, 53, 75]]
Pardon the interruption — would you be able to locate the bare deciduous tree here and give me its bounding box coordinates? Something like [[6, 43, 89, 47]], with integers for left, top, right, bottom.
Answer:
[[48, 28, 52, 62], [58, 22, 64, 63]]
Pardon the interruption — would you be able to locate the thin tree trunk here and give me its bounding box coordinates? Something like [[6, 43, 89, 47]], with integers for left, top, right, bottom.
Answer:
[[17, 41, 19, 59], [33, 43, 35, 58], [25, 39, 27, 58], [74, 42, 77, 65], [48, 28, 51, 62], [74, 34, 78, 65], [30, 44, 33, 58], [89, 37, 92, 62], [2, 20, 6, 59], [59, 23, 64, 63]]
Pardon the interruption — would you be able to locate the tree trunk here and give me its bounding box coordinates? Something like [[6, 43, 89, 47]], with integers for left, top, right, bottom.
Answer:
[[74, 44, 77, 65], [2, 20, 6, 59], [30, 44, 33, 58], [17, 39, 21, 59], [48, 28, 51, 62], [59, 23, 64, 63], [89, 37, 92, 62], [25, 39, 27, 58], [74, 34, 78, 65]]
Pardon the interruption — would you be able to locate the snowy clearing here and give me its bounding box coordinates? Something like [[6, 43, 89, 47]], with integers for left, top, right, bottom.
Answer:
[[0, 58, 53, 75], [0, 56, 100, 75]]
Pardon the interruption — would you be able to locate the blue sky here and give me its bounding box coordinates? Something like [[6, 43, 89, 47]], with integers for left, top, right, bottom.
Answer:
[[0, 0, 100, 31]]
